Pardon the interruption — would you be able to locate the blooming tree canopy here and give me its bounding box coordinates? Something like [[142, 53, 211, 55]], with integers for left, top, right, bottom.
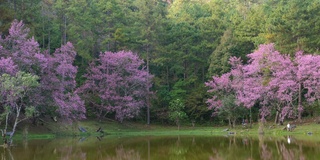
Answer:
[[296, 52, 320, 101], [238, 44, 298, 121], [0, 20, 85, 121], [205, 57, 247, 127], [78, 50, 153, 122], [207, 43, 320, 123]]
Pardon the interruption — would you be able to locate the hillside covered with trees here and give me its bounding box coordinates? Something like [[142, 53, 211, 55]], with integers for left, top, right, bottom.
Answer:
[[1, 0, 320, 129]]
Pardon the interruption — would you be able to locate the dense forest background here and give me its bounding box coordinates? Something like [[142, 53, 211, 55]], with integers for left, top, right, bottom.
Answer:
[[1, 0, 320, 125]]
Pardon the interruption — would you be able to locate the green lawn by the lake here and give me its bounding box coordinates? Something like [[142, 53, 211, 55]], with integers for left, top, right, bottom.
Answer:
[[13, 118, 320, 142]]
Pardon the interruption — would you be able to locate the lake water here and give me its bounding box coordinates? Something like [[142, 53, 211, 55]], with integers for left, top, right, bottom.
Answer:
[[1, 135, 320, 160]]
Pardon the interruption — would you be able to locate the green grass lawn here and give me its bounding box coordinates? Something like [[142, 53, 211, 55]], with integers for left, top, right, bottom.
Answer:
[[13, 118, 320, 142]]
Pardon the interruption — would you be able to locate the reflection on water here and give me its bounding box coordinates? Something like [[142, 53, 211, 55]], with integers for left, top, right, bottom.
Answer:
[[0, 134, 320, 160], [105, 146, 141, 160]]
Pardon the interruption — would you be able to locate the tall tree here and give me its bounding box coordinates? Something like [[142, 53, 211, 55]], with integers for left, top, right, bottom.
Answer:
[[39, 42, 86, 120], [155, 0, 222, 122], [0, 72, 39, 145], [238, 44, 320, 122], [0, 0, 15, 34], [237, 44, 298, 123], [209, 43, 320, 125], [0, 20, 85, 121], [168, 99, 187, 130], [208, 0, 261, 77], [266, 0, 320, 54], [129, 0, 167, 124], [53, 0, 68, 45], [206, 57, 247, 127], [295, 51, 320, 120], [36, 0, 61, 53], [66, 0, 103, 60], [78, 51, 153, 122]]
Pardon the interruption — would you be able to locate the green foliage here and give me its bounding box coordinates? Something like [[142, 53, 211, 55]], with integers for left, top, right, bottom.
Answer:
[[208, 29, 234, 76], [0, 72, 39, 96], [0, 72, 39, 123], [168, 99, 188, 129], [263, 0, 320, 54], [208, 28, 254, 76], [2, 0, 320, 125], [170, 80, 187, 100], [0, 0, 14, 34], [304, 100, 320, 117], [0, 72, 39, 113], [185, 84, 210, 123], [151, 85, 170, 123], [66, 0, 103, 60], [0, 71, 39, 139], [0, 106, 10, 121], [218, 95, 247, 122], [207, 0, 258, 76]]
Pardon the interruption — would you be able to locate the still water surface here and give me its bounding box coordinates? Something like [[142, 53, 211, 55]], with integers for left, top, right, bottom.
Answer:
[[1, 135, 320, 160]]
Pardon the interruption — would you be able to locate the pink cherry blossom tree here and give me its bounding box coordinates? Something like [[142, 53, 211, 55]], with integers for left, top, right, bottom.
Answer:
[[239, 44, 320, 123], [206, 57, 248, 128], [39, 42, 85, 120], [207, 43, 320, 126], [238, 44, 298, 123], [0, 57, 18, 75], [295, 51, 320, 121], [0, 20, 85, 125], [78, 51, 153, 122]]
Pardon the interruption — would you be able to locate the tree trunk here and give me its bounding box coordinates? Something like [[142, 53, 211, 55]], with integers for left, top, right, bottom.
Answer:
[[258, 122, 264, 134], [275, 106, 279, 124], [274, 111, 279, 124], [42, 12, 45, 49], [10, 105, 21, 144], [249, 108, 252, 128], [1, 112, 10, 146], [146, 46, 150, 125], [48, 29, 51, 53], [4, 112, 9, 134], [147, 96, 150, 125], [63, 14, 67, 45], [183, 61, 186, 80], [13, 0, 16, 19], [166, 66, 169, 86], [232, 119, 236, 128], [298, 83, 302, 122]]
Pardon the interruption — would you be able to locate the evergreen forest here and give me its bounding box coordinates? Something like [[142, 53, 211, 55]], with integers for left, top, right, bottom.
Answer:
[[1, 0, 320, 128]]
